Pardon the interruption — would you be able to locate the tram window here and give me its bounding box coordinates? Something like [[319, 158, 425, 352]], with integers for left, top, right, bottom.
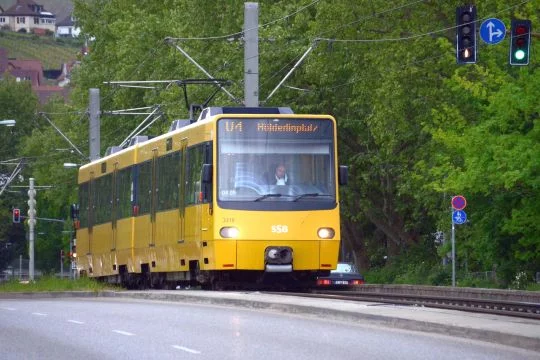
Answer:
[[218, 142, 334, 200], [157, 151, 180, 211], [138, 160, 152, 215], [116, 167, 132, 219], [185, 145, 204, 206], [95, 174, 112, 224]]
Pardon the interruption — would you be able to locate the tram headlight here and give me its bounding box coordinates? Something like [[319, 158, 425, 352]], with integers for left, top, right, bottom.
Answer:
[[220, 227, 239, 238], [317, 227, 335, 239]]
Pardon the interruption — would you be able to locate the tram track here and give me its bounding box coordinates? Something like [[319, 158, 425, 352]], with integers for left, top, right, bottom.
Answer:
[[268, 286, 540, 320]]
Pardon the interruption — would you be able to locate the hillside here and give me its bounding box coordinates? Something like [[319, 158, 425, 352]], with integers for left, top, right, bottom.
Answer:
[[0, 0, 73, 22], [0, 31, 80, 69]]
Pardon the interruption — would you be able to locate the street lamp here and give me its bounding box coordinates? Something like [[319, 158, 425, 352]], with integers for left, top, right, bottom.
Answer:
[[0, 119, 16, 126], [63, 163, 80, 168]]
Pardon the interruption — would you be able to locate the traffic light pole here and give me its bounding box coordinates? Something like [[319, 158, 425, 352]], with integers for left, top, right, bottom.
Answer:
[[28, 178, 36, 281]]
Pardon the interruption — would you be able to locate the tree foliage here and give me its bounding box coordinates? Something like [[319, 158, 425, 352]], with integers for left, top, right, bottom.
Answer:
[[3, 0, 537, 284]]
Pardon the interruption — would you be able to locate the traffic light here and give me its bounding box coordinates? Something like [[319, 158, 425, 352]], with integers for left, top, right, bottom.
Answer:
[[509, 20, 531, 65], [12, 208, 20, 223], [71, 240, 77, 260], [456, 5, 477, 64]]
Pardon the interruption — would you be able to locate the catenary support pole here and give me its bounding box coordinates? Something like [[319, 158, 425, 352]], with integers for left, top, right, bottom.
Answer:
[[244, 2, 259, 107], [89, 88, 100, 161]]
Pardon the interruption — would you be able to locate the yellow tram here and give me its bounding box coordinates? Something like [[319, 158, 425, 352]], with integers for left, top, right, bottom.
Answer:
[[75, 107, 348, 289]]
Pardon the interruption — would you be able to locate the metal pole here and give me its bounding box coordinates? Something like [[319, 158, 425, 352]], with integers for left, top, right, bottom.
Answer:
[[244, 2, 259, 107], [60, 251, 63, 279], [451, 209, 456, 287], [28, 178, 36, 281], [19, 255, 22, 280], [70, 237, 74, 280], [89, 88, 101, 161]]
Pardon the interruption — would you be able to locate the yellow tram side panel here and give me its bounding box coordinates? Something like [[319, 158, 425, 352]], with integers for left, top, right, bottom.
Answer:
[[130, 122, 214, 274], [206, 208, 341, 271], [131, 138, 165, 274], [115, 217, 135, 272], [77, 147, 137, 277], [75, 228, 89, 274]]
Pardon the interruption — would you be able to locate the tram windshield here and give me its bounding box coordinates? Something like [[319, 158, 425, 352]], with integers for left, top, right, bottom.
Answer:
[[217, 117, 337, 210]]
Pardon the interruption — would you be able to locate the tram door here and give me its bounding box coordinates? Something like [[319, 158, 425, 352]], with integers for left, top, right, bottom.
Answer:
[[178, 139, 188, 244], [111, 163, 118, 251], [150, 148, 158, 247], [88, 171, 94, 256]]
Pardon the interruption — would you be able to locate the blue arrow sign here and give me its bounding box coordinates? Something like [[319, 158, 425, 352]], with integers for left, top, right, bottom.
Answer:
[[480, 18, 506, 45], [452, 210, 467, 225]]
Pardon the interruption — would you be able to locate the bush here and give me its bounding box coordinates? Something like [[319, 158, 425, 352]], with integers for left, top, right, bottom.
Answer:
[[457, 276, 502, 289], [427, 266, 451, 285]]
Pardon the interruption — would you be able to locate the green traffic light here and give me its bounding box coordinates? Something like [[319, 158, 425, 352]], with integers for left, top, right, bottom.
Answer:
[[514, 50, 526, 60]]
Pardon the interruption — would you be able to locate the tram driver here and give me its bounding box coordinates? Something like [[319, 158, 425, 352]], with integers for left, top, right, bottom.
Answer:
[[274, 164, 288, 185]]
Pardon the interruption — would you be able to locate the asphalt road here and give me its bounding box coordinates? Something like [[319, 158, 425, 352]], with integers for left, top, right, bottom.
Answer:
[[0, 297, 537, 360]]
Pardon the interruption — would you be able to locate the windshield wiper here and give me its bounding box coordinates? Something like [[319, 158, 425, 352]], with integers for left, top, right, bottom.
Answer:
[[254, 193, 282, 202], [293, 193, 332, 202]]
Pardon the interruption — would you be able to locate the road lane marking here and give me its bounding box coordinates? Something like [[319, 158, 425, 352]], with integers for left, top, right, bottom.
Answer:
[[32, 312, 47, 316], [68, 320, 85, 324], [172, 345, 201, 354], [113, 330, 135, 336], [1, 307, 16, 311]]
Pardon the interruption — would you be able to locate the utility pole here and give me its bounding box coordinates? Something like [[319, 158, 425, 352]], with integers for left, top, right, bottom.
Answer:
[[244, 2, 259, 107], [27, 178, 36, 281], [60, 250, 64, 278], [89, 88, 100, 161]]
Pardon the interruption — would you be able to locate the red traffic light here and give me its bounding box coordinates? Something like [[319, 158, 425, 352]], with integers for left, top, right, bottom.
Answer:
[[515, 25, 527, 35], [12, 208, 21, 223]]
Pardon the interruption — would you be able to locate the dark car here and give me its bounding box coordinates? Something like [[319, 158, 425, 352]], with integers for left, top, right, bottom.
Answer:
[[316, 263, 365, 288]]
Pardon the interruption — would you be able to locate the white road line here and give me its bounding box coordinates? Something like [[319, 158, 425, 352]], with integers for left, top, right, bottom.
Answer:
[[172, 345, 201, 354], [1, 307, 16, 311], [32, 312, 47, 316], [112, 330, 135, 336], [67, 320, 85, 324]]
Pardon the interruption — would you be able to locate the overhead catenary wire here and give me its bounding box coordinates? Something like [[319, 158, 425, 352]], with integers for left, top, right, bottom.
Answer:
[[165, 38, 241, 104], [313, 0, 531, 43], [166, 0, 322, 42]]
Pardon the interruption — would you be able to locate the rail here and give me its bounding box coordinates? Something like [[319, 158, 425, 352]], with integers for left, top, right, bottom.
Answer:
[[270, 285, 540, 320]]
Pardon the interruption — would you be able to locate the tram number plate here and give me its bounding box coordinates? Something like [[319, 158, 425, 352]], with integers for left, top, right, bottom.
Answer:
[[334, 280, 349, 285]]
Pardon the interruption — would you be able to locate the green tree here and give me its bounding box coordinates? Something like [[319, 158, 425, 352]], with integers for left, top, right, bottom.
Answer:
[[0, 78, 39, 272], [59, 0, 539, 286]]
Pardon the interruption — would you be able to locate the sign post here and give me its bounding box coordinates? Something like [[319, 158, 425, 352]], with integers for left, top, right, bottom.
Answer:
[[451, 195, 467, 287]]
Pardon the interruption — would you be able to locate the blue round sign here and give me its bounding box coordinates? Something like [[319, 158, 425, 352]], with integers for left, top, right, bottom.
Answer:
[[480, 18, 506, 45], [453, 210, 467, 225]]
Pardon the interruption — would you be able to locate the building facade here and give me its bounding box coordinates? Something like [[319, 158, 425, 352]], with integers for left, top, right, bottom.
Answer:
[[0, 0, 55, 34]]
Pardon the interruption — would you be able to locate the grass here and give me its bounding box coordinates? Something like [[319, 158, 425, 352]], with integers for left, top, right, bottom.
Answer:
[[0, 30, 81, 69], [0, 276, 122, 292]]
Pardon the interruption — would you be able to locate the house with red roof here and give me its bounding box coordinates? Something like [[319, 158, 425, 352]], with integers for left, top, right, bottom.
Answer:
[[0, 47, 71, 104]]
